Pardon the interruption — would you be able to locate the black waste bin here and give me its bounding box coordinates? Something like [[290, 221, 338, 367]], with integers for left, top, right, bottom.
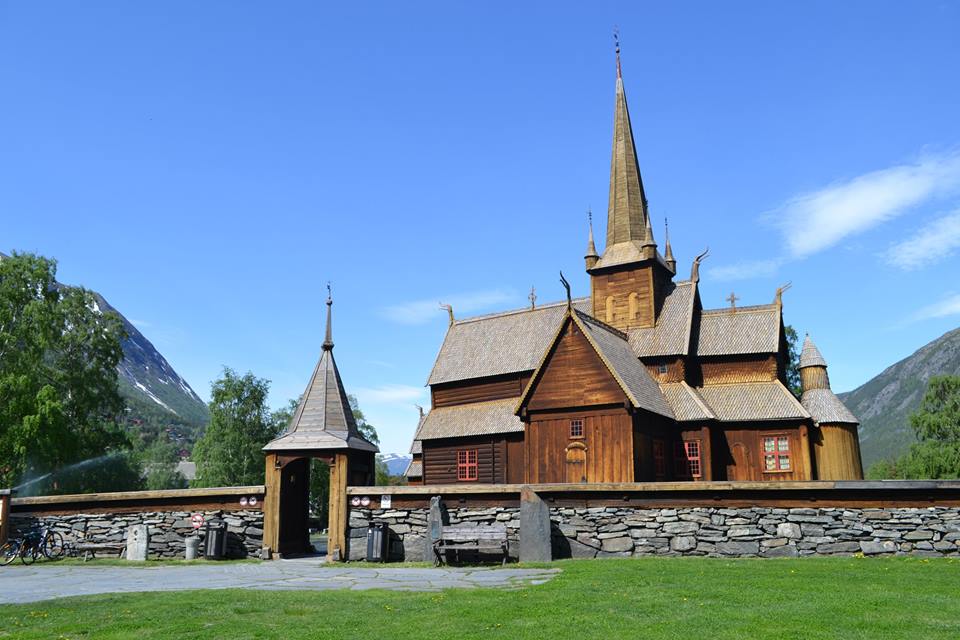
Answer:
[[366, 521, 389, 562], [205, 520, 227, 560]]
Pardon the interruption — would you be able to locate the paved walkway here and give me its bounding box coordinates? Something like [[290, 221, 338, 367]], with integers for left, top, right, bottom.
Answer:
[[0, 560, 560, 604]]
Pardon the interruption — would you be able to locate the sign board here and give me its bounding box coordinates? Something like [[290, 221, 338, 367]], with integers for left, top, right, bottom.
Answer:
[[381, 495, 392, 509], [191, 513, 205, 529]]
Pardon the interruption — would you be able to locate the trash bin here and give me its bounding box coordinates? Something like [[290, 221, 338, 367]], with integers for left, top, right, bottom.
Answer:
[[205, 521, 227, 560], [366, 521, 389, 562], [185, 536, 200, 560]]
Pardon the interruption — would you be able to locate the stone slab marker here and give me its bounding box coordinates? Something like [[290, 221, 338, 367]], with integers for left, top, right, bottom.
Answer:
[[425, 496, 443, 564], [126, 524, 149, 561], [519, 487, 551, 562]]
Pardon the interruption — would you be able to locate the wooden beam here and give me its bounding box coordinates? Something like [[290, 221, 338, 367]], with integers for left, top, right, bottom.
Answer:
[[0, 491, 11, 544], [262, 454, 281, 555], [327, 452, 349, 562]]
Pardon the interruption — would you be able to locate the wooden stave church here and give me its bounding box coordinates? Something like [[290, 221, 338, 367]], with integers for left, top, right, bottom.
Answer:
[[403, 52, 863, 486]]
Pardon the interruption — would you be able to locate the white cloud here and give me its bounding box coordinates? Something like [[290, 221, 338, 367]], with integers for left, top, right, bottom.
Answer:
[[129, 318, 153, 328], [707, 259, 783, 282], [382, 289, 516, 325], [912, 293, 960, 321], [887, 209, 960, 270], [352, 384, 427, 406], [774, 151, 960, 259]]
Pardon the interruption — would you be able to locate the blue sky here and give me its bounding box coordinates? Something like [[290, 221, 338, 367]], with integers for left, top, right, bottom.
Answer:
[[3, 2, 960, 455]]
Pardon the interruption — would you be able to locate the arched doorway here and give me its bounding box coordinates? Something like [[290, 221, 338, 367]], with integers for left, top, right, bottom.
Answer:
[[565, 442, 588, 483]]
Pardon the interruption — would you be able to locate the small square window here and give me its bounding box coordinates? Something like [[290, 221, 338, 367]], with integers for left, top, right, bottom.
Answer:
[[456, 449, 478, 481], [761, 436, 791, 472], [674, 440, 702, 479], [570, 419, 584, 439], [657, 364, 668, 374]]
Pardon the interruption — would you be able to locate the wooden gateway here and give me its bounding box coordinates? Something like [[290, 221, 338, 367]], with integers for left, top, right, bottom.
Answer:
[[404, 50, 862, 486], [262, 293, 377, 560]]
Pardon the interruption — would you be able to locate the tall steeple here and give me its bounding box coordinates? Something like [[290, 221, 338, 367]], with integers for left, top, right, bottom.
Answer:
[[664, 218, 676, 273], [594, 37, 652, 270]]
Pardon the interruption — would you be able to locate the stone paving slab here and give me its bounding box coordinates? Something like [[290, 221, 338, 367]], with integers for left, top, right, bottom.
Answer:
[[0, 561, 560, 604]]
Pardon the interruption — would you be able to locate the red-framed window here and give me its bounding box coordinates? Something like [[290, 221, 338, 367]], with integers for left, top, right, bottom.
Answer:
[[674, 440, 702, 479], [762, 435, 791, 472], [456, 449, 478, 481], [653, 439, 666, 479], [570, 419, 584, 439]]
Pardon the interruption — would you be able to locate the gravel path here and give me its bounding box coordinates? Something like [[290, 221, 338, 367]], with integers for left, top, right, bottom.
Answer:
[[0, 560, 560, 604]]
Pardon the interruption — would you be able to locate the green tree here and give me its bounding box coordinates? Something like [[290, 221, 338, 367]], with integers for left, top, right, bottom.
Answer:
[[784, 325, 802, 397], [869, 376, 960, 479], [142, 437, 188, 490], [0, 252, 138, 494], [192, 368, 277, 487]]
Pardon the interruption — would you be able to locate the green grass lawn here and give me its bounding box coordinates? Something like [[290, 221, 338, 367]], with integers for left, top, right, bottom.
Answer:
[[2, 557, 958, 639]]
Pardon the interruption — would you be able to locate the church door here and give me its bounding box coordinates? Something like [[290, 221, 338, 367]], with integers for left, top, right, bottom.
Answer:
[[565, 442, 588, 483]]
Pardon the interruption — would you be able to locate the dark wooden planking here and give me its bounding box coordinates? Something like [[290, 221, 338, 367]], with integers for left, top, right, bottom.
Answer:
[[525, 319, 626, 412], [699, 355, 779, 384], [432, 373, 530, 408], [525, 410, 634, 484], [422, 436, 507, 485], [716, 423, 811, 482]]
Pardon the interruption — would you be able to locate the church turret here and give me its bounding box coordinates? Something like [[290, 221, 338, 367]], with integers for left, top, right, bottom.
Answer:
[[587, 37, 674, 332], [664, 219, 676, 273], [798, 335, 863, 480], [585, 210, 599, 270]]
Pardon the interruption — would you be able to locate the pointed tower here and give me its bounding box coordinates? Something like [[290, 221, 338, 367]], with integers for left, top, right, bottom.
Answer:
[[664, 219, 676, 274], [799, 335, 863, 480], [263, 293, 378, 455], [585, 210, 599, 270], [587, 40, 674, 332]]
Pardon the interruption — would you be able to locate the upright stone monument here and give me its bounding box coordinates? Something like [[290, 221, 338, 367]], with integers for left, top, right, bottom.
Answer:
[[125, 524, 149, 561], [519, 487, 552, 562]]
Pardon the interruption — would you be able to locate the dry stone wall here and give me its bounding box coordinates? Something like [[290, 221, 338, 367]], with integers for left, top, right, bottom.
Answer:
[[11, 510, 263, 559], [347, 504, 960, 561]]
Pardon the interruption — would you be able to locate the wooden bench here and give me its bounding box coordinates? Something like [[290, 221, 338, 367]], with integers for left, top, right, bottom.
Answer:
[[73, 542, 126, 561], [433, 524, 509, 566]]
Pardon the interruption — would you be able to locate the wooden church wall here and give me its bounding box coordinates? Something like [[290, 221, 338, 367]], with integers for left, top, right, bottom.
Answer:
[[699, 355, 779, 385], [591, 266, 655, 329], [431, 372, 531, 409], [524, 320, 626, 412], [715, 423, 812, 482], [421, 434, 523, 485], [525, 409, 634, 484], [812, 424, 864, 480]]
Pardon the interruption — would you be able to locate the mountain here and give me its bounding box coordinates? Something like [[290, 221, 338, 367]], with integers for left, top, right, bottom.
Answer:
[[379, 453, 412, 477], [93, 293, 210, 439], [839, 327, 960, 468]]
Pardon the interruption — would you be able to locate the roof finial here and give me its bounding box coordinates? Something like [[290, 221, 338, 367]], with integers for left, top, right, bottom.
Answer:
[[439, 303, 454, 327], [614, 27, 621, 78], [664, 217, 676, 271], [726, 291, 740, 310], [322, 281, 334, 350], [529, 286, 537, 310], [585, 207, 599, 266], [559, 271, 572, 309], [774, 281, 792, 306], [690, 247, 710, 283]]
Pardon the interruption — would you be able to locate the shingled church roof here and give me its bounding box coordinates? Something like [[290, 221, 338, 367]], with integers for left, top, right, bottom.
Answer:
[[263, 295, 378, 454], [697, 304, 782, 356], [417, 398, 524, 440], [696, 381, 809, 422], [628, 280, 698, 357], [427, 298, 590, 385]]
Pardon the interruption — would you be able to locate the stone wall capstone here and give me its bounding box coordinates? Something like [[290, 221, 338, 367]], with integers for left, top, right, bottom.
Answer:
[[11, 509, 263, 559], [346, 504, 960, 561]]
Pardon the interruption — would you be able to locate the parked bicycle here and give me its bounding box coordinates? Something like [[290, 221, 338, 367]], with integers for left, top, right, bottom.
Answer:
[[0, 524, 66, 565]]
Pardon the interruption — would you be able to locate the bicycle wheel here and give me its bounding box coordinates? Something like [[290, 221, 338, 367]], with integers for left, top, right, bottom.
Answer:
[[42, 531, 65, 559], [1, 540, 20, 566], [20, 542, 36, 565]]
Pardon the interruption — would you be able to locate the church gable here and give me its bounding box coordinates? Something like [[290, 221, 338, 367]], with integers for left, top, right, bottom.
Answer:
[[521, 317, 627, 412]]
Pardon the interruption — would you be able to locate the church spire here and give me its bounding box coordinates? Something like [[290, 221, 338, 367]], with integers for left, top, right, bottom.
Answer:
[[585, 208, 599, 270], [664, 218, 676, 273], [594, 36, 652, 270], [322, 283, 334, 351]]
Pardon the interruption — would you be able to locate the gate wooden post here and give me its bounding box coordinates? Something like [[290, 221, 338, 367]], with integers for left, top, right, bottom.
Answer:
[[0, 489, 11, 544], [262, 453, 281, 555], [327, 452, 349, 561]]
